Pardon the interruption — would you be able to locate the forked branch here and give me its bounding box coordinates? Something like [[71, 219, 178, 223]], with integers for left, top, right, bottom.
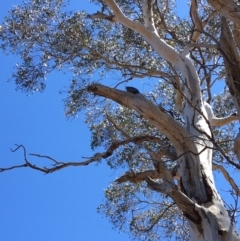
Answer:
[[1, 135, 164, 173], [0, 144, 102, 174]]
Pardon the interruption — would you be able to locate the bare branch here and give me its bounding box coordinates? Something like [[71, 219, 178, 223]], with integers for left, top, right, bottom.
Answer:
[[29, 153, 60, 164], [2, 135, 163, 173], [213, 163, 240, 196], [0, 144, 104, 174], [211, 113, 239, 126], [145, 177, 201, 224]]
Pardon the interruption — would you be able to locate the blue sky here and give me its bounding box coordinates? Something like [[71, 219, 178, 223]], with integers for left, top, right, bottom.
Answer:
[[1, 1, 240, 241], [0, 1, 131, 241]]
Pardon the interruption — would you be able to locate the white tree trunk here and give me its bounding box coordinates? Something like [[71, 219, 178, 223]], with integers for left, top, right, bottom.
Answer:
[[88, 1, 240, 240], [88, 84, 240, 241]]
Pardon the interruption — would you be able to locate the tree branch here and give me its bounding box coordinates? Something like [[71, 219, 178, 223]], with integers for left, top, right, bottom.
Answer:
[[1, 135, 164, 173], [103, 0, 180, 65], [86, 12, 114, 21], [100, 0, 202, 103], [105, 113, 131, 138], [142, 0, 156, 31], [189, 0, 216, 45], [0, 144, 104, 174], [145, 177, 202, 224], [145, 147, 174, 183], [189, 0, 203, 44], [213, 163, 240, 196], [220, 17, 240, 98], [207, 0, 240, 24], [87, 83, 193, 151], [131, 202, 176, 232], [116, 169, 159, 184]]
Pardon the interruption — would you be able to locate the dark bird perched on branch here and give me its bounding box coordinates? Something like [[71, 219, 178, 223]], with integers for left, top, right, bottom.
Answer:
[[126, 86, 140, 94]]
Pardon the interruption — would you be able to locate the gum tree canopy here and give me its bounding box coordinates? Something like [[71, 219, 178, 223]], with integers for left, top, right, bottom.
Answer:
[[2, 0, 240, 240]]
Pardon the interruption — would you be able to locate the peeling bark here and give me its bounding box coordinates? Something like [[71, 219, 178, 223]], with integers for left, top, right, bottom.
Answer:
[[87, 1, 240, 236], [88, 82, 239, 240], [220, 18, 240, 107], [220, 17, 240, 164], [233, 23, 240, 49], [86, 1, 240, 238], [146, 176, 202, 225], [207, 0, 240, 25]]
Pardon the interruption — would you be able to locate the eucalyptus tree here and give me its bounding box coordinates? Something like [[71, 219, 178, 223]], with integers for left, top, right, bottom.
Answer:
[[1, 0, 240, 240]]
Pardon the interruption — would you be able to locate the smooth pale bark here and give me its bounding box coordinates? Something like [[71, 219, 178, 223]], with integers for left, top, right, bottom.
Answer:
[[88, 84, 191, 151], [88, 1, 240, 240], [203, 102, 239, 126], [104, 0, 202, 101]]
